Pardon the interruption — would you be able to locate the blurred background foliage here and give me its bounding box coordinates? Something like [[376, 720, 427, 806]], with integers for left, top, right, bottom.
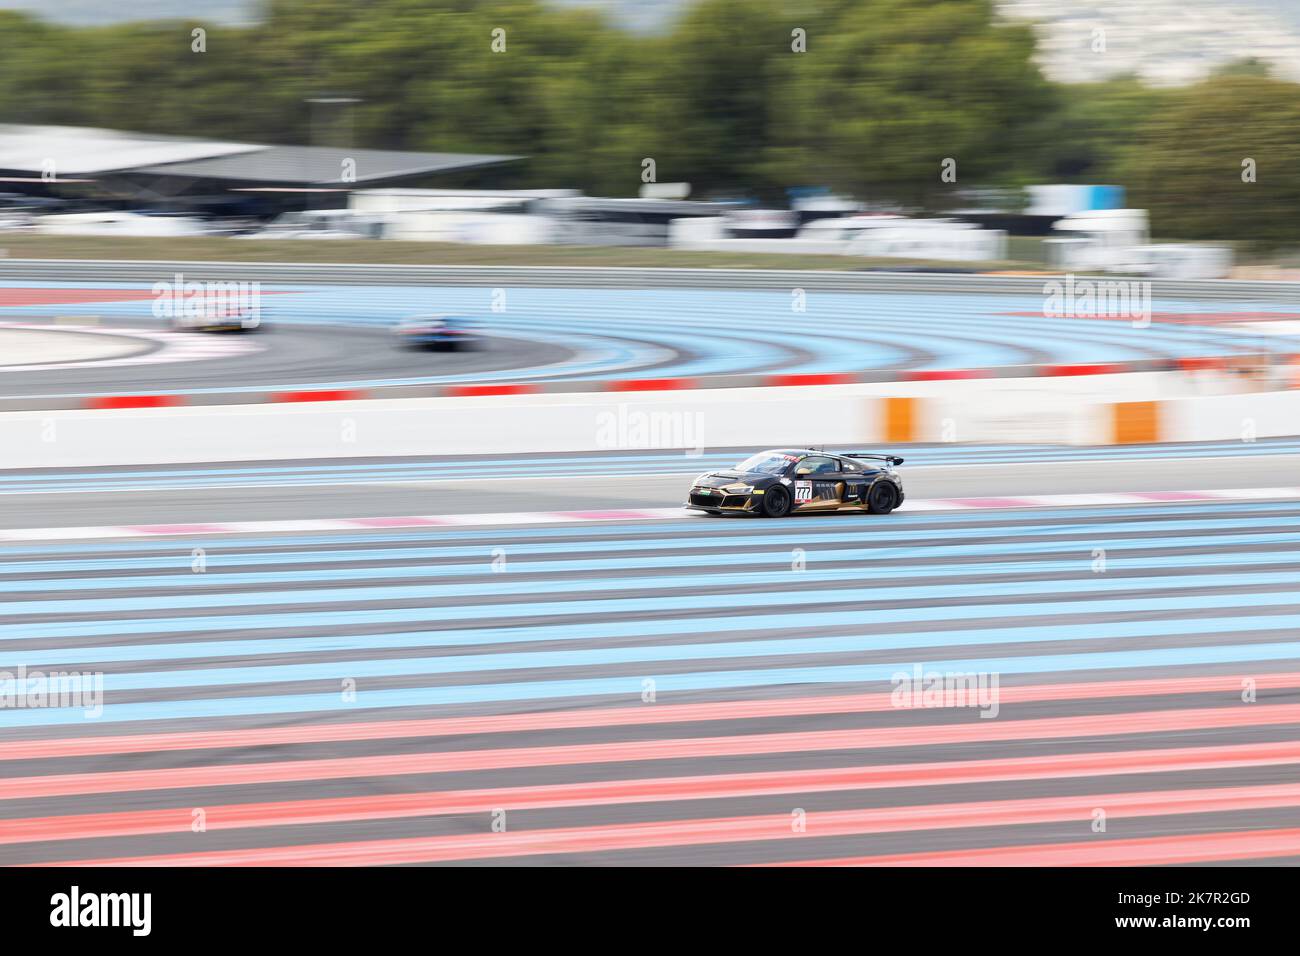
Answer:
[[0, 0, 1296, 242]]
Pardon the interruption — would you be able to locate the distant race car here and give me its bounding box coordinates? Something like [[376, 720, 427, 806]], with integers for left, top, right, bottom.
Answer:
[[393, 314, 480, 351], [686, 448, 905, 517], [170, 307, 260, 332]]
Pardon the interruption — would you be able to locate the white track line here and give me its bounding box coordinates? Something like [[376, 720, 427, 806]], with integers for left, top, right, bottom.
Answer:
[[0, 322, 263, 372]]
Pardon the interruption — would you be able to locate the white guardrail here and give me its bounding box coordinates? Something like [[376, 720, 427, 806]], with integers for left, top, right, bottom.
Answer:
[[3, 384, 1300, 469], [1, 258, 1300, 299]]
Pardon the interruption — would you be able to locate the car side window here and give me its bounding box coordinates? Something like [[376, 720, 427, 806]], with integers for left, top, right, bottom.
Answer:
[[838, 458, 860, 472], [794, 456, 837, 476]]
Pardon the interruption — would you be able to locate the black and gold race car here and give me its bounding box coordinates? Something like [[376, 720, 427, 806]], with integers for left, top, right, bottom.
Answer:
[[686, 448, 905, 517]]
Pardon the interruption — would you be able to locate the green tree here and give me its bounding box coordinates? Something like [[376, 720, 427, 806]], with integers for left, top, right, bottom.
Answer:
[[4, 0, 1299, 244], [764, 0, 1053, 209], [1031, 77, 1167, 183], [652, 0, 789, 197], [0, 13, 97, 126], [1120, 74, 1300, 246]]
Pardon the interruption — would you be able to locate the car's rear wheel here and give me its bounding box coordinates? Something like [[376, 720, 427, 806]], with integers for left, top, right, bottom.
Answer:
[[866, 481, 898, 515], [760, 484, 793, 518]]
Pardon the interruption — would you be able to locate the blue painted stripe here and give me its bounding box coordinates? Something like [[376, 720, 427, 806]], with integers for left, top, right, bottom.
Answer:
[[4, 525, 1299, 580], [7, 565, 1300, 618], [12, 608, 1300, 670], [3, 640, 1297, 727], [10, 539, 1300, 594], [13, 616, 1300, 693], [5, 282, 1297, 391], [6, 578, 1300, 642]]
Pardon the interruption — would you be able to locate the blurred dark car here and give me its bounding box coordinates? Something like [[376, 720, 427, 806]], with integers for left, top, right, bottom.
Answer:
[[170, 306, 261, 332], [393, 314, 481, 351]]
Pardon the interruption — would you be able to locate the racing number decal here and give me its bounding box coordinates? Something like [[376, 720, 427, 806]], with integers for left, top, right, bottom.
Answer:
[[793, 481, 813, 503]]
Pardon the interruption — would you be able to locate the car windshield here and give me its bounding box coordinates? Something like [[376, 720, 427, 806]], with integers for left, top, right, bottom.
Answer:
[[733, 451, 799, 475]]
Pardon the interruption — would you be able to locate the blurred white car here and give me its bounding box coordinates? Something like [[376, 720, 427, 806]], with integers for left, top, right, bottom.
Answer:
[[237, 210, 383, 240]]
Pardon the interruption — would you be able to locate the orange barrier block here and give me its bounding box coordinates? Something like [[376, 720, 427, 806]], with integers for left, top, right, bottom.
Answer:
[[1112, 400, 1161, 444], [883, 396, 916, 443]]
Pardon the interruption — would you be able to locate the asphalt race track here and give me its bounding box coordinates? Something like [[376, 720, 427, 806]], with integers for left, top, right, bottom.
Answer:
[[0, 442, 1298, 528], [4, 280, 1300, 396], [0, 320, 577, 398], [3, 273, 1299, 866], [2, 448, 1300, 865], [1, 499, 1299, 865]]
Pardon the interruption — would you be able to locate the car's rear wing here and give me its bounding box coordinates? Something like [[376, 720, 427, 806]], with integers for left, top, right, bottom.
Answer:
[[843, 453, 904, 466]]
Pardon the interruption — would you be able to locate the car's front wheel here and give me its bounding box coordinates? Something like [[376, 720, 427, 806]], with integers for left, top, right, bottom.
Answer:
[[760, 484, 793, 518], [866, 481, 898, 515]]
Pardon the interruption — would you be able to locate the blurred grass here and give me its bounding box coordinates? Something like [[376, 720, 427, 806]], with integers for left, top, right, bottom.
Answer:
[[0, 234, 1048, 272]]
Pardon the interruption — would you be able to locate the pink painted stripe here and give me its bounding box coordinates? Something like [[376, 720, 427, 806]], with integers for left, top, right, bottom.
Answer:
[[14, 776, 1300, 850], [944, 496, 1035, 508], [555, 509, 663, 520], [121, 523, 227, 534], [345, 515, 448, 528], [1129, 490, 1214, 501], [35, 792, 1300, 868], [3, 487, 1298, 541], [5, 672, 1294, 764], [4, 722, 1298, 803]]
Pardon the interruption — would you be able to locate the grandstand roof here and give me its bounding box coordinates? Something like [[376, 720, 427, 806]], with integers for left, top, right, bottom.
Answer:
[[0, 125, 519, 185]]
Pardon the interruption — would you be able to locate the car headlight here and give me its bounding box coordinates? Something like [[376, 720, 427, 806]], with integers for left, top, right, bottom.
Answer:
[[724, 484, 754, 494]]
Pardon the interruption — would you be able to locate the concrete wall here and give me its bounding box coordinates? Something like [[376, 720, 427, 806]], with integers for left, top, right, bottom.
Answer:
[[2, 376, 1298, 469]]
